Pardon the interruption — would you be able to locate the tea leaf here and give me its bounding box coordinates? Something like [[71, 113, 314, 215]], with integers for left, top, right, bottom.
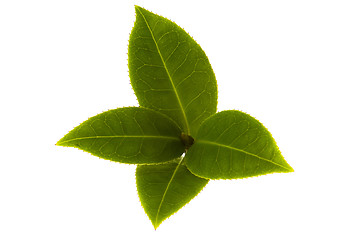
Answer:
[[185, 110, 294, 179], [136, 158, 208, 229], [128, 6, 217, 136], [56, 5, 294, 229], [57, 107, 185, 164]]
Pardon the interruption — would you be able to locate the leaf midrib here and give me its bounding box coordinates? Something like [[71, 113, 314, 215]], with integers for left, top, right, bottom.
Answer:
[[57, 135, 180, 145], [154, 157, 184, 228], [136, 7, 190, 135], [196, 139, 293, 171]]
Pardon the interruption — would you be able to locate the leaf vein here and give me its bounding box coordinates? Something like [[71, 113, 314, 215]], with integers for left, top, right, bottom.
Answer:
[[58, 135, 180, 145], [197, 140, 292, 171], [137, 8, 190, 134], [155, 158, 185, 227]]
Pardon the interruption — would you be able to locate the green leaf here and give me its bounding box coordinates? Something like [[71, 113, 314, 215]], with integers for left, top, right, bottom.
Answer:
[[57, 107, 185, 164], [136, 158, 208, 229], [56, 5, 294, 229], [128, 6, 217, 136], [185, 110, 294, 179]]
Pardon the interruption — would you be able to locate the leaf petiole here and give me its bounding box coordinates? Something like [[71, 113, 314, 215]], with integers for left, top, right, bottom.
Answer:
[[180, 133, 194, 150]]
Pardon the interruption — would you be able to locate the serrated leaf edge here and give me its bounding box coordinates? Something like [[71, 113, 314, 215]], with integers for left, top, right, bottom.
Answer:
[[136, 158, 209, 229], [134, 6, 191, 135], [195, 139, 294, 172]]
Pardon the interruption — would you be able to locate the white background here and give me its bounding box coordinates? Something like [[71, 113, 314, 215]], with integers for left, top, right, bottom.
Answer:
[[1, 0, 360, 239]]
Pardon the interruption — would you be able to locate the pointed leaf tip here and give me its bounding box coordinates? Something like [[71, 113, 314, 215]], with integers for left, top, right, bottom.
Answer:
[[136, 159, 208, 228], [55, 137, 67, 147], [56, 107, 185, 164], [128, 5, 217, 136], [185, 110, 294, 179]]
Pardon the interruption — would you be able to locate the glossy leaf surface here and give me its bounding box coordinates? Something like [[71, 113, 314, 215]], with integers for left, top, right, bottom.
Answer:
[[128, 6, 217, 136], [185, 111, 294, 179], [57, 107, 185, 164], [136, 158, 208, 229]]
